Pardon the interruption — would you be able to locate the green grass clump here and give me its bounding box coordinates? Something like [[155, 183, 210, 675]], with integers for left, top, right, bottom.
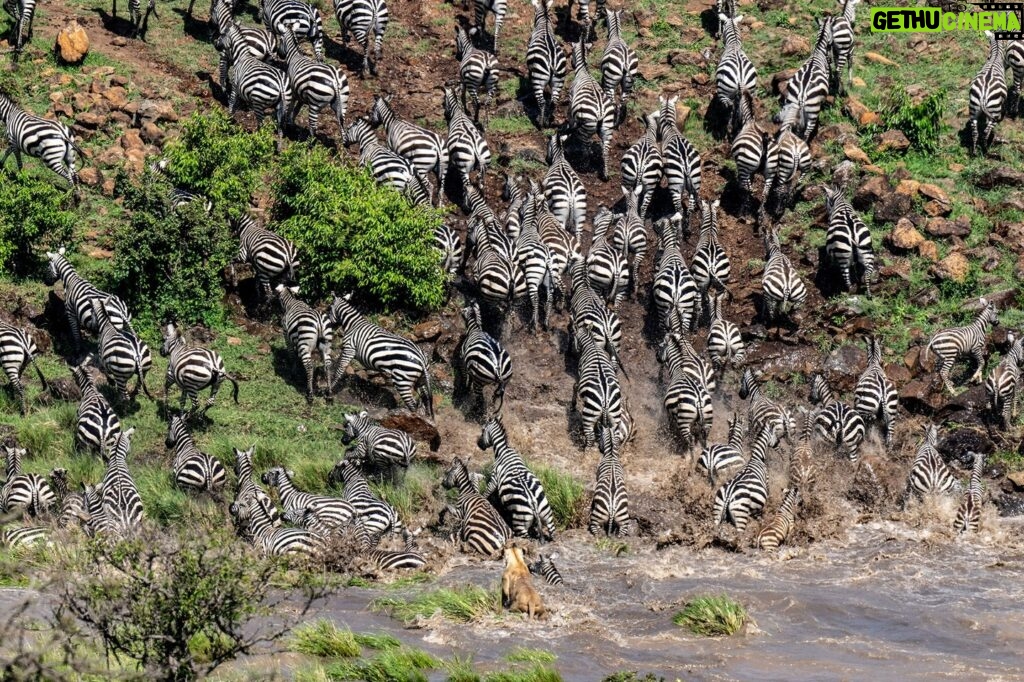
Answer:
[[602, 674, 665, 682], [504, 649, 556, 664], [484, 664, 564, 682], [532, 465, 587, 530], [990, 450, 1024, 472], [369, 585, 498, 624], [672, 595, 748, 637], [324, 647, 441, 682], [370, 462, 439, 525], [291, 621, 361, 659], [353, 632, 402, 651]]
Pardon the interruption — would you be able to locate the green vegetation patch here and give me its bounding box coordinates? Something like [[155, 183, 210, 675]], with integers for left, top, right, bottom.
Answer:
[[369, 585, 499, 624], [291, 620, 362, 659], [532, 464, 587, 530], [0, 171, 76, 278], [323, 646, 441, 682], [673, 594, 748, 637]]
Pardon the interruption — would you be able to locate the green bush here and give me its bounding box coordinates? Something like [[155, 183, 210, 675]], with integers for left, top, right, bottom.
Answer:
[[111, 167, 234, 329], [0, 170, 76, 277], [271, 142, 446, 311], [881, 85, 945, 153], [160, 108, 275, 219]]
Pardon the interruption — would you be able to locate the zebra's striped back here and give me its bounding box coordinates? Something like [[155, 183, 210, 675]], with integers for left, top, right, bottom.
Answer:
[[473, 0, 506, 54], [443, 457, 511, 557], [714, 428, 772, 531], [231, 489, 323, 556], [619, 111, 662, 218], [698, 413, 746, 483], [455, 26, 499, 121], [985, 332, 1023, 427], [0, 321, 46, 415], [568, 255, 624, 373], [855, 336, 898, 447], [233, 446, 278, 532], [600, 9, 638, 123], [761, 227, 807, 323], [333, 0, 388, 76], [968, 32, 1007, 154], [368, 94, 447, 206], [3, 0, 37, 52], [658, 94, 702, 223], [459, 301, 513, 416], [220, 24, 292, 130], [444, 85, 491, 192], [573, 324, 624, 449], [348, 117, 413, 192], [923, 298, 998, 394], [0, 93, 80, 187], [706, 292, 745, 373], [905, 424, 961, 500], [161, 323, 240, 417], [824, 185, 875, 294], [342, 410, 415, 479], [1, 447, 56, 517], [279, 25, 348, 139], [589, 424, 636, 537], [262, 0, 324, 60], [544, 134, 587, 233], [526, 0, 566, 126], [739, 367, 792, 447], [775, 16, 831, 140], [276, 284, 335, 400], [71, 362, 122, 459], [235, 216, 300, 297], [755, 487, 800, 550], [761, 128, 811, 222], [332, 460, 402, 548], [100, 429, 144, 538], [45, 248, 132, 349], [954, 452, 984, 533], [652, 218, 699, 335], [809, 374, 866, 463], [92, 298, 153, 404], [165, 415, 227, 494], [478, 417, 555, 541], [262, 466, 355, 531], [828, 0, 859, 93]]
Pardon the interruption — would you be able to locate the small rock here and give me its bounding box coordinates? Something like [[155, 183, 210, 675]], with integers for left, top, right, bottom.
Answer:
[[853, 175, 892, 210], [125, 148, 146, 175], [111, 36, 128, 47], [380, 410, 441, 452], [925, 216, 970, 238], [108, 110, 132, 127], [781, 35, 810, 57], [843, 143, 870, 165], [103, 86, 128, 109], [111, 74, 129, 87], [969, 246, 1001, 272], [691, 72, 709, 86], [412, 320, 442, 342], [918, 240, 939, 261], [78, 167, 101, 186], [852, 76, 866, 88], [1007, 471, 1024, 490], [922, 200, 951, 218], [86, 247, 113, 259], [140, 121, 165, 145], [877, 129, 911, 153], [865, 51, 897, 65], [56, 20, 89, 64], [976, 166, 1024, 189], [895, 179, 920, 196], [886, 218, 924, 251], [845, 96, 869, 122], [874, 191, 913, 223], [949, 162, 965, 172], [859, 111, 879, 126], [75, 111, 106, 129], [879, 259, 911, 281], [930, 251, 970, 282], [227, 336, 242, 346], [120, 129, 144, 151], [918, 183, 950, 205], [101, 178, 116, 197]]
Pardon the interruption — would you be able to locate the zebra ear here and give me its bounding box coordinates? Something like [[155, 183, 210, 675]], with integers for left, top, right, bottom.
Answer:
[[359, 410, 368, 418], [59, 246, 66, 256], [734, 14, 743, 24]]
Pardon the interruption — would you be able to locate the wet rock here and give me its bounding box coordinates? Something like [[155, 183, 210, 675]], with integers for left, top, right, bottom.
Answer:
[[877, 129, 910, 153], [380, 409, 441, 452], [924, 215, 970, 238], [852, 175, 892, 210], [886, 218, 924, 251], [873, 192, 913, 223], [56, 20, 89, 64], [781, 35, 809, 56], [938, 427, 992, 467], [930, 252, 969, 282], [976, 166, 1024, 189]]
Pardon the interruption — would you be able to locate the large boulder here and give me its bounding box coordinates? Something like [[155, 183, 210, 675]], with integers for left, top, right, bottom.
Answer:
[[56, 21, 89, 65]]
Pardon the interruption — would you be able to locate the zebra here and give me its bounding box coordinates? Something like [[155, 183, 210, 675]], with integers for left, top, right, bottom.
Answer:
[[366, 93, 447, 206], [332, 0, 388, 77], [921, 298, 999, 395], [91, 298, 154, 405], [986, 332, 1023, 428], [70, 361, 121, 460], [231, 490, 323, 556], [569, 0, 604, 39], [691, 199, 730, 319], [954, 452, 984, 534], [329, 293, 434, 418], [774, 16, 831, 141], [434, 222, 463, 283], [619, 111, 662, 218], [714, 14, 758, 138], [572, 322, 624, 449], [0, 92, 81, 189], [809, 373, 866, 463], [165, 415, 227, 494], [968, 31, 1007, 155], [50, 468, 86, 529], [588, 424, 636, 537], [760, 126, 811, 225], [458, 301, 513, 417], [855, 335, 898, 448], [739, 367, 793, 448], [98, 428, 144, 539], [328, 460, 403, 547], [465, 196, 524, 334], [1, 447, 55, 517], [713, 426, 773, 532], [761, 227, 807, 327], [532, 186, 581, 310], [588, 211, 629, 310], [261, 466, 356, 530], [232, 215, 300, 301], [657, 332, 714, 392], [567, 254, 624, 373], [477, 417, 555, 540], [528, 552, 563, 585], [442, 457, 511, 557], [543, 133, 587, 234], [276, 284, 336, 402], [657, 94, 702, 228], [698, 413, 746, 484], [472, 0, 506, 55], [363, 529, 426, 570], [341, 410, 415, 481], [210, 0, 278, 76], [754, 487, 800, 551], [904, 424, 961, 503], [824, 184, 876, 295], [611, 196, 649, 300], [45, 247, 132, 353], [262, 0, 323, 61], [217, 23, 293, 132], [600, 9, 638, 126], [512, 194, 556, 331], [455, 26, 499, 122], [660, 340, 713, 455], [0, 524, 48, 549], [828, 0, 860, 94], [233, 446, 277, 530], [567, 37, 614, 182], [706, 292, 745, 376], [279, 24, 348, 140], [789, 407, 817, 496], [1001, 38, 1024, 116], [730, 89, 770, 217], [526, 0, 567, 127], [347, 117, 414, 192], [161, 323, 241, 419], [443, 85, 490, 192], [111, 0, 157, 40], [3, 0, 36, 53], [652, 217, 699, 336], [0, 321, 48, 415]]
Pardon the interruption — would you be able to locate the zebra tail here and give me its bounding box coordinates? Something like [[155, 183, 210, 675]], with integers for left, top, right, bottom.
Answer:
[[31, 360, 49, 393], [136, 365, 154, 400], [605, 339, 629, 381], [421, 355, 435, 420], [224, 372, 241, 404]]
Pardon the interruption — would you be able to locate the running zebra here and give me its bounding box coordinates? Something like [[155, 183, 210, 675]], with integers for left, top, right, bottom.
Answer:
[[573, 322, 624, 449], [51, 468, 85, 529], [45, 248, 132, 353], [329, 460, 403, 547], [985, 331, 1023, 428], [567, 254, 625, 373], [706, 292, 745, 376], [567, 37, 614, 181], [211, 0, 278, 79], [660, 335, 714, 454], [533, 187, 580, 309], [714, 13, 758, 138], [232, 216, 300, 300], [98, 428, 144, 539], [921, 298, 999, 395], [588, 211, 629, 310], [465, 196, 523, 334], [526, 0, 567, 127], [0, 524, 48, 549], [789, 407, 817, 495], [279, 24, 348, 140], [513, 196, 556, 331], [691, 199, 730, 317], [589, 424, 636, 537], [739, 367, 792, 447], [809, 373, 866, 463], [473, 0, 506, 55], [231, 490, 323, 556], [968, 31, 1006, 155], [329, 293, 434, 418], [855, 335, 898, 447], [478, 417, 556, 540], [112, 0, 157, 40], [774, 16, 831, 141], [276, 284, 336, 402], [341, 410, 415, 481], [528, 552, 563, 585], [262, 0, 323, 60], [824, 184, 876, 294], [3, 0, 36, 53], [442, 457, 511, 557], [458, 301, 513, 417], [165, 416, 227, 494], [161, 323, 241, 418], [730, 89, 769, 217], [332, 0, 388, 77], [760, 127, 811, 225], [652, 217, 699, 335], [233, 446, 277, 525], [0, 93, 81, 188], [954, 452, 984, 534], [261, 466, 355, 530], [367, 94, 447, 206], [828, 0, 860, 94], [620, 111, 662, 218], [443, 85, 490, 192], [600, 9, 638, 126], [698, 413, 746, 484], [0, 321, 47, 415], [1, 447, 55, 517], [613, 196, 648, 299], [1001, 37, 1024, 116], [904, 424, 961, 503], [347, 117, 414, 192], [91, 298, 154, 404], [754, 487, 800, 550], [713, 427, 773, 532], [658, 94, 702, 227], [434, 222, 463, 283], [760, 227, 807, 327], [71, 361, 121, 460], [217, 22, 293, 132], [543, 133, 587, 233], [455, 26, 499, 122]]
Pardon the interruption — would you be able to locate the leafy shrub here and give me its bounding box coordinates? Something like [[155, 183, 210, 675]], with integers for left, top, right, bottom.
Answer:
[[271, 142, 446, 311], [881, 86, 946, 153], [0, 170, 76, 277], [111, 167, 234, 329], [160, 108, 275, 219]]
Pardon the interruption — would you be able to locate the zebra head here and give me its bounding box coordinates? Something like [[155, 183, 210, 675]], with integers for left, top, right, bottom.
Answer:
[[738, 367, 760, 400], [442, 457, 469, 490], [978, 298, 999, 327], [822, 184, 843, 214], [328, 292, 356, 329], [260, 466, 288, 489], [165, 415, 190, 449], [49, 468, 70, 497], [924, 423, 939, 448], [160, 323, 182, 357], [70, 359, 97, 393], [43, 247, 68, 286], [341, 410, 369, 444], [808, 374, 831, 406], [460, 301, 483, 330], [477, 416, 505, 451]]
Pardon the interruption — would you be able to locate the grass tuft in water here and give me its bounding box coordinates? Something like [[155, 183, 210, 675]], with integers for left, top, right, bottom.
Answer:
[[369, 585, 498, 624], [324, 646, 441, 681], [504, 648, 557, 664], [602, 674, 666, 682], [290, 620, 361, 658], [672, 595, 748, 637], [354, 632, 402, 651], [484, 664, 565, 682], [532, 465, 587, 529]]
